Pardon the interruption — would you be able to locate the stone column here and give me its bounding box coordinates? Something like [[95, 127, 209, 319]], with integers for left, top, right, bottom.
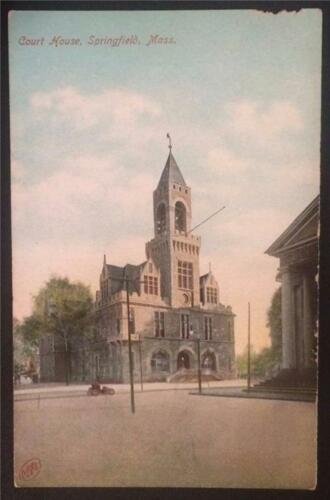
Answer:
[[281, 268, 295, 369], [303, 271, 315, 368]]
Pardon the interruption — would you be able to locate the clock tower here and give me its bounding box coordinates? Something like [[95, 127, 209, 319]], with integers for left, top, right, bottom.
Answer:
[[146, 136, 201, 307]]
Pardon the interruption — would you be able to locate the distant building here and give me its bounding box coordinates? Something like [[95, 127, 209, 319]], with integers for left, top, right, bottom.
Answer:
[[40, 143, 236, 383], [264, 195, 319, 387]]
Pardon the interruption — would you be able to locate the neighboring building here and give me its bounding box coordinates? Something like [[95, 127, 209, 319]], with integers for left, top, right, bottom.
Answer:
[[264, 195, 319, 388], [40, 143, 236, 383]]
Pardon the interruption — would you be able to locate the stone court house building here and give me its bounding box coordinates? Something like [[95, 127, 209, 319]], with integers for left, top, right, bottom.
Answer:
[[89, 146, 235, 383], [40, 145, 235, 383]]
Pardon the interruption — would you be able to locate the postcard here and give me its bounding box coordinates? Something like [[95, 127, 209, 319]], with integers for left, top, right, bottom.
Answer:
[[9, 7, 321, 489]]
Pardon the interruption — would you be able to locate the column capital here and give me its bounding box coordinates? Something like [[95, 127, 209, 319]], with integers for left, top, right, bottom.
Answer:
[[278, 265, 291, 275]]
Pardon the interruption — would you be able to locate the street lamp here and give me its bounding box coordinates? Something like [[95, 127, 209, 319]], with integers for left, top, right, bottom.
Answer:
[[191, 326, 202, 394], [138, 333, 143, 392], [247, 302, 251, 391]]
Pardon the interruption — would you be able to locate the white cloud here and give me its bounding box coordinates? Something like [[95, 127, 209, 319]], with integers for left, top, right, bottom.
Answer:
[[207, 146, 249, 174], [12, 153, 156, 243], [225, 99, 303, 142], [30, 86, 162, 132]]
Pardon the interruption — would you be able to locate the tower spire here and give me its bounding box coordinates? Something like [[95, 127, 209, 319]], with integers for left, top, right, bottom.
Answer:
[[166, 132, 172, 151]]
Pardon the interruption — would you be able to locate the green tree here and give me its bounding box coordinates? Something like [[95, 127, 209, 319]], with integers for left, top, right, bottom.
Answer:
[[13, 318, 26, 384], [252, 347, 280, 378], [26, 276, 94, 385], [266, 287, 282, 358], [236, 344, 283, 380], [236, 345, 258, 379]]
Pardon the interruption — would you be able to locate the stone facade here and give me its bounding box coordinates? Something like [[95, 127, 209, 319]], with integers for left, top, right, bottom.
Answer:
[[40, 145, 236, 383], [266, 196, 319, 373]]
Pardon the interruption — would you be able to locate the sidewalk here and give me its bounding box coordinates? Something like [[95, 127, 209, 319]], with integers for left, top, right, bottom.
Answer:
[[14, 379, 246, 399]]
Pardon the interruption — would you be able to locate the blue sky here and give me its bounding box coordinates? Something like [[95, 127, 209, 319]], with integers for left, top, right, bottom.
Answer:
[[9, 9, 321, 353]]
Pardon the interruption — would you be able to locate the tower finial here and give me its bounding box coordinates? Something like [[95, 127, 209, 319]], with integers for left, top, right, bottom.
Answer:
[[209, 262, 212, 273], [103, 254, 106, 265], [166, 132, 172, 151]]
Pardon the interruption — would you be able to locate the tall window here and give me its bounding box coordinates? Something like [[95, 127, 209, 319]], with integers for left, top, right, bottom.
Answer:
[[227, 319, 233, 339], [181, 314, 190, 339], [101, 281, 107, 301], [154, 311, 165, 337], [156, 203, 166, 234], [144, 275, 158, 295], [175, 201, 187, 232], [207, 287, 217, 304], [129, 308, 135, 335], [116, 318, 121, 335], [178, 261, 193, 290], [204, 316, 213, 340]]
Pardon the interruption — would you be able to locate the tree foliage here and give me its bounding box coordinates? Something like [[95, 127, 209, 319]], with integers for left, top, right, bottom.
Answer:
[[13, 317, 39, 380], [17, 276, 94, 384], [266, 287, 282, 354], [32, 276, 94, 342], [236, 288, 283, 380], [236, 346, 281, 379]]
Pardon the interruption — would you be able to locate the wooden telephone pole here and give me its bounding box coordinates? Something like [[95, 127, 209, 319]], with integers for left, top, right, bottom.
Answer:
[[247, 302, 251, 390]]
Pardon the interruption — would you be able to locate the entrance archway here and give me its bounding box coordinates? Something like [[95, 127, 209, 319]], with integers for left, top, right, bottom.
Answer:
[[177, 351, 190, 370], [151, 350, 170, 372], [202, 351, 216, 371]]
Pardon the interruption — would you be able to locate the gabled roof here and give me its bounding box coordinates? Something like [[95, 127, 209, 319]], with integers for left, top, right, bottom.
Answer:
[[157, 151, 187, 189], [106, 263, 145, 294], [200, 273, 210, 283], [200, 272, 218, 286], [265, 195, 319, 257]]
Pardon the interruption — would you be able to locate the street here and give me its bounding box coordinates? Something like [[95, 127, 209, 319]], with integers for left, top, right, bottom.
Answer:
[[14, 387, 317, 489]]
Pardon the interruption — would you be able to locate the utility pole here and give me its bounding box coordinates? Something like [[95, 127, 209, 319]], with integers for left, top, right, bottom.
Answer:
[[191, 326, 202, 394], [197, 336, 202, 394], [109, 272, 145, 414], [247, 302, 251, 390], [125, 272, 135, 414], [138, 333, 143, 392]]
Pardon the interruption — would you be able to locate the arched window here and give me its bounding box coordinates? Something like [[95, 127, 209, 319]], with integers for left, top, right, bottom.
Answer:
[[202, 351, 216, 371], [156, 203, 166, 234], [175, 201, 187, 232], [151, 350, 170, 372]]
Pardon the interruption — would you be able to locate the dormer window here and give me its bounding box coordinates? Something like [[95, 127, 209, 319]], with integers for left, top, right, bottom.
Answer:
[[144, 275, 158, 295], [207, 287, 217, 304]]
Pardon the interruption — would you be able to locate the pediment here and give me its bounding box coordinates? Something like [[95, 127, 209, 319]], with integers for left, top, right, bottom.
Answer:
[[281, 213, 318, 250], [266, 195, 319, 257]]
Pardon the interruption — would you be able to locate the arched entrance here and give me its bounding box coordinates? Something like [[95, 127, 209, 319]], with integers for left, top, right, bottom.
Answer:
[[151, 350, 170, 372], [202, 351, 216, 371], [177, 350, 191, 370]]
